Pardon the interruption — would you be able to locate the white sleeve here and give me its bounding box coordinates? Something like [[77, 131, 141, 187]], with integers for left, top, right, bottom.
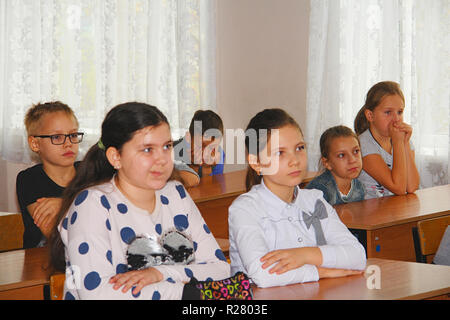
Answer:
[[229, 197, 319, 288], [318, 200, 367, 270], [154, 192, 230, 282]]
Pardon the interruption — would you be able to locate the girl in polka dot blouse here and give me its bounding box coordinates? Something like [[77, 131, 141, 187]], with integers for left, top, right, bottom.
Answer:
[[49, 102, 252, 300]]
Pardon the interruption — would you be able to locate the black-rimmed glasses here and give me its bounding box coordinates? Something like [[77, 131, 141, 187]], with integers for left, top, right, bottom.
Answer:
[[33, 132, 84, 145]]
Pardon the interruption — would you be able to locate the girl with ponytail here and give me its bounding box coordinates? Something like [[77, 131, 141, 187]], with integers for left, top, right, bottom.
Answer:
[[354, 81, 419, 199], [228, 108, 366, 289], [50, 102, 251, 300]]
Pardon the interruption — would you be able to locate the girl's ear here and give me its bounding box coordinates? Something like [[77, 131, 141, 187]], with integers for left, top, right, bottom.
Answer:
[[105, 147, 121, 170], [248, 154, 261, 175], [364, 108, 374, 122], [28, 136, 40, 153], [321, 157, 333, 171]]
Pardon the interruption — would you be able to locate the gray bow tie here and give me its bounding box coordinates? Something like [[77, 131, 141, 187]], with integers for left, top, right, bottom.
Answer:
[[302, 200, 328, 246]]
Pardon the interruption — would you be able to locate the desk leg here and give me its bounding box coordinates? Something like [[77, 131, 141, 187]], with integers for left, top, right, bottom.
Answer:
[[349, 228, 367, 257]]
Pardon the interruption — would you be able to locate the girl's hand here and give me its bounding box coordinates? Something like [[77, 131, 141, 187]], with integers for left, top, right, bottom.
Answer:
[[260, 247, 322, 275], [109, 267, 163, 295], [388, 121, 406, 143], [317, 267, 363, 279], [394, 122, 413, 144]]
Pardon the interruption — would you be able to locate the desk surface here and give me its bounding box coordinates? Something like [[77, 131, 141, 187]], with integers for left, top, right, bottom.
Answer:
[[334, 184, 450, 230], [188, 169, 317, 203], [253, 258, 450, 300], [2, 248, 449, 300], [0, 247, 51, 293]]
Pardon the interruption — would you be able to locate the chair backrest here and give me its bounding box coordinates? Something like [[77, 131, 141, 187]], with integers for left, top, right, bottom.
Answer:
[[0, 212, 24, 252], [50, 273, 65, 300], [413, 215, 450, 262]]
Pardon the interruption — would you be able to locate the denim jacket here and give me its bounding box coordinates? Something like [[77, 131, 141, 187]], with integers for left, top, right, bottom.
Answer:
[[305, 170, 365, 205]]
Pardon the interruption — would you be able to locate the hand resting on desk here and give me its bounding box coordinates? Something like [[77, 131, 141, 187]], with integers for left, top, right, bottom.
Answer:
[[260, 247, 363, 278]]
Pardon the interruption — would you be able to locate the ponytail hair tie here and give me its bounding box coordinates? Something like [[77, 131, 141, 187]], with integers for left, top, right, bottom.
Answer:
[[98, 139, 106, 151]]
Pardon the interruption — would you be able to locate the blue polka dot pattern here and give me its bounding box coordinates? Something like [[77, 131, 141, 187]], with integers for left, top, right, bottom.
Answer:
[[215, 249, 227, 261], [62, 217, 69, 230], [84, 271, 101, 290], [160, 195, 169, 205], [75, 190, 88, 206], [152, 291, 161, 300], [120, 227, 136, 244], [203, 224, 211, 234], [132, 287, 141, 298], [184, 268, 193, 278], [70, 211, 78, 225], [100, 195, 111, 210], [176, 185, 186, 199], [117, 203, 128, 214], [116, 264, 128, 274], [78, 242, 89, 255], [155, 224, 162, 235], [166, 277, 175, 283], [106, 219, 111, 231], [174, 214, 189, 231], [206, 277, 213, 281], [64, 292, 76, 300], [193, 241, 198, 252], [106, 250, 112, 264]]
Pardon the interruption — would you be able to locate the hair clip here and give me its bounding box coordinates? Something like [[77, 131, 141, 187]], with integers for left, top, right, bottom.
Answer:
[[97, 139, 106, 150]]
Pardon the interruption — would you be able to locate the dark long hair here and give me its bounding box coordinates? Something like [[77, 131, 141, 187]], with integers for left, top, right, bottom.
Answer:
[[244, 108, 303, 191], [354, 81, 405, 135], [49, 102, 170, 272]]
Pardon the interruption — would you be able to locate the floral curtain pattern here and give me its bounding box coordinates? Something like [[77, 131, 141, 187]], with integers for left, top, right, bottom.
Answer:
[[0, 0, 217, 163], [306, 0, 449, 188]]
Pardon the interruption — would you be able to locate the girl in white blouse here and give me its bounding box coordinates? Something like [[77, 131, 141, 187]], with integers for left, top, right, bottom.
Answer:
[[228, 108, 366, 288], [50, 102, 252, 300]]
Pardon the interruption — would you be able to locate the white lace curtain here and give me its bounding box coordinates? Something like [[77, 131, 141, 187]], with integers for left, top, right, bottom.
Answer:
[[0, 0, 217, 164], [306, 0, 449, 188]]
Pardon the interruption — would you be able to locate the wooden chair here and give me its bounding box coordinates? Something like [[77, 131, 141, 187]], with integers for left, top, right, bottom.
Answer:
[[216, 237, 230, 263], [412, 215, 450, 263], [0, 212, 24, 252], [50, 273, 65, 300]]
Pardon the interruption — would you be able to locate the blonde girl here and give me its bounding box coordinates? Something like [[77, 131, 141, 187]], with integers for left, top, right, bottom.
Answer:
[[354, 81, 420, 199]]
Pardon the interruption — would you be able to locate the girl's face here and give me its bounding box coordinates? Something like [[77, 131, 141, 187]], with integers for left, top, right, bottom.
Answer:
[[115, 123, 174, 192], [30, 111, 79, 168], [258, 124, 308, 189], [365, 94, 404, 137], [322, 136, 362, 181]]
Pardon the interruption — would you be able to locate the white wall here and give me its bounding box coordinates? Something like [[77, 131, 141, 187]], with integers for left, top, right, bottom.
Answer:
[[217, 0, 309, 132], [0, 159, 30, 213], [216, 0, 310, 172], [0, 0, 311, 211]]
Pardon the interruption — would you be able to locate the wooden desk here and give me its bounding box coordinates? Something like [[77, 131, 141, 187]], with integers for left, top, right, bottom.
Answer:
[[0, 212, 24, 252], [253, 258, 450, 300], [334, 184, 450, 261], [188, 170, 317, 239], [0, 247, 51, 300]]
